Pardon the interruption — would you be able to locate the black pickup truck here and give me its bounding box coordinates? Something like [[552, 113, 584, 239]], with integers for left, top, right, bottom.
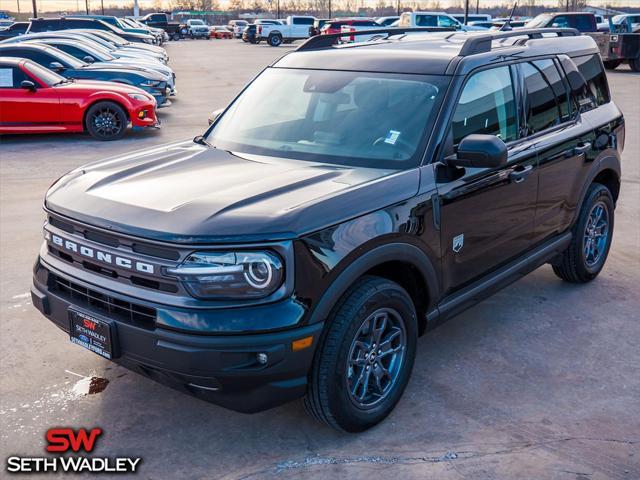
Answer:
[[138, 12, 186, 41], [32, 28, 624, 432]]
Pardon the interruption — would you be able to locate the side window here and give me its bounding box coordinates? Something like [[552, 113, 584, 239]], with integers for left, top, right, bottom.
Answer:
[[573, 54, 610, 107], [415, 15, 437, 27], [573, 15, 594, 31], [0, 67, 28, 88], [451, 66, 518, 145], [522, 59, 571, 134], [438, 16, 458, 28], [550, 16, 569, 28]]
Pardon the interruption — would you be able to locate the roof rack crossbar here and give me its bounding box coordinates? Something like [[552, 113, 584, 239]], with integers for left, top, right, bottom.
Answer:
[[296, 27, 455, 52], [458, 28, 580, 56]]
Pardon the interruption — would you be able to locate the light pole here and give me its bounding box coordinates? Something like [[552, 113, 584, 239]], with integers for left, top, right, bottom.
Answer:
[[133, 0, 139, 17], [101, 0, 104, 14], [31, 0, 37, 17], [85, 0, 89, 15], [397, 0, 400, 16]]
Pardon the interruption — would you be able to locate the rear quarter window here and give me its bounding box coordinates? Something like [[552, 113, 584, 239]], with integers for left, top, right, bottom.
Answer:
[[573, 54, 610, 107]]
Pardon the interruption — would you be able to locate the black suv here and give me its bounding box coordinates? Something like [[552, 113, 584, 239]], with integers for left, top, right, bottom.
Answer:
[[32, 28, 624, 432]]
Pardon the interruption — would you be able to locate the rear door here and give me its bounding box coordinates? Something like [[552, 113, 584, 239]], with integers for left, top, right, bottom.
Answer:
[[520, 57, 597, 242], [436, 65, 539, 292], [0, 64, 60, 127]]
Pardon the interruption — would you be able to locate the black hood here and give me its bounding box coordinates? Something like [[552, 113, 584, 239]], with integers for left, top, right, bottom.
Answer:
[[45, 140, 419, 244]]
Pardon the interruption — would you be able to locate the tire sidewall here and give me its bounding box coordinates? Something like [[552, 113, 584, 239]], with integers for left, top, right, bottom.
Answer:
[[576, 185, 615, 278], [269, 34, 282, 46], [324, 282, 417, 432], [85, 101, 128, 141]]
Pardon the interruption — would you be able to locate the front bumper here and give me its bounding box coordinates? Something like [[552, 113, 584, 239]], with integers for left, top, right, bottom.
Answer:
[[32, 259, 323, 413]]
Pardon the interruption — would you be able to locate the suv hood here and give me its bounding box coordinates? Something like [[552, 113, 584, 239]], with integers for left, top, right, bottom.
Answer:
[[45, 140, 419, 244]]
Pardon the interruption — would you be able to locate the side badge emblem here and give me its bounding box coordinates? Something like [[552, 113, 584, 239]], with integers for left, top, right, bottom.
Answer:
[[453, 234, 464, 253]]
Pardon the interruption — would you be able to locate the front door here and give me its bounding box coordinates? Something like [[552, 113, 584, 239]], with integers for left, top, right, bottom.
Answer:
[[436, 65, 539, 293], [0, 64, 60, 127]]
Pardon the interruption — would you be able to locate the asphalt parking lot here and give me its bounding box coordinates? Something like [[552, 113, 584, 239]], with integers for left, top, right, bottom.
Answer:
[[1, 39, 639, 479]]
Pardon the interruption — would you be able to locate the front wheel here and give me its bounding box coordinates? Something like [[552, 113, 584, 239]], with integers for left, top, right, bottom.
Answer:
[[85, 101, 127, 141], [629, 57, 640, 72], [268, 34, 283, 47], [603, 59, 621, 70], [552, 183, 614, 283], [304, 276, 417, 432]]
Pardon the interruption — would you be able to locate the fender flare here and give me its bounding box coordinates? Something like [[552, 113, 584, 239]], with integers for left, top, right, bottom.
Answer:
[[268, 30, 283, 37], [307, 242, 440, 325], [571, 153, 621, 226]]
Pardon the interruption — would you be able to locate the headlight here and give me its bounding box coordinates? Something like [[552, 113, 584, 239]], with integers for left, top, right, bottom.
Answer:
[[140, 80, 162, 87], [127, 93, 148, 101], [166, 251, 284, 299]]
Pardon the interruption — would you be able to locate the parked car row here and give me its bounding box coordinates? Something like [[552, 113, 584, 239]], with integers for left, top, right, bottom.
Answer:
[[0, 20, 176, 140]]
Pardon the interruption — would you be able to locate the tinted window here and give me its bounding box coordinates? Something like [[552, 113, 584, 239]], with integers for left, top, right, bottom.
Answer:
[[522, 59, 571, 134], [571, 15, 595, 31], [0, 66, 28, 87], [438, 16, 459, 27], [451, 66, 517, 145], [293, 18, 314, 25], [415, 15, 437, 27], [550, 15, 569, 27], [54, 44, 86, 59], [0, 48, 55, 66], [573, 54, 610, 107]]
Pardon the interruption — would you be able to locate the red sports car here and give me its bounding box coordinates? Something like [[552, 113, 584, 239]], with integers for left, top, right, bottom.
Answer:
[[0, 57, 159, 140], [210, 26, 233, 39]]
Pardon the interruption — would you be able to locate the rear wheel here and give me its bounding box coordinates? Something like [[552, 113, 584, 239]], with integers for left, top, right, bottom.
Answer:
[[603, 60, 621, 70], [629, 56, 640, 72], [268, 33, 283, 47], [85, 101, 127, 141], [304, 276, 418, 432], [552, 183, 614, 283]]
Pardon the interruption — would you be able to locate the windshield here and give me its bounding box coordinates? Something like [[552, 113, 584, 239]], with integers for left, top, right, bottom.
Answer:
[[24, 60, 67, 86], [48, 46, 85, 68], [206, 68, 449, 169], [525, 14, 552, 28]]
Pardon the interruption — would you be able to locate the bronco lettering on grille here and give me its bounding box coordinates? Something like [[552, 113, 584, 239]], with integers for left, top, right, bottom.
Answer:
[[47, 232, 155, 274]]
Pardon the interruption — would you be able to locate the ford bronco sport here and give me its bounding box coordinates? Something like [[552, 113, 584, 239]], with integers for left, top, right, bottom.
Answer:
[[32, 28, 624, 432]]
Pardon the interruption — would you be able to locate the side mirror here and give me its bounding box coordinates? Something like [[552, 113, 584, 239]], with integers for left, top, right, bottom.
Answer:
[[208, 108, 224, 125], [83, 55, 95, 63], [20, 80, 36, 92], [49, 62, 65, 72], [448, 134, 507, 169]]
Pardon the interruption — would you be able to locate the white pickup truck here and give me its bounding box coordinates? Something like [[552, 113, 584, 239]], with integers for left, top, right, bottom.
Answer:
[[257, 15, 316, 46]]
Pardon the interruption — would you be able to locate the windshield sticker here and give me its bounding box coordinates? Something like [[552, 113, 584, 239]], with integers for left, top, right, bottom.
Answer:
[[384, 130, 401, 145], [0, 69, 13, 87]]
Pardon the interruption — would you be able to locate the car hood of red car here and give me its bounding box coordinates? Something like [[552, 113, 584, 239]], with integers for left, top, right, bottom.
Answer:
[[55, 79, 151, 98]]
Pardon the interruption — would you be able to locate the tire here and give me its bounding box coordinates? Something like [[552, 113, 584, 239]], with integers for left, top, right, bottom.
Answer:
[[180, 27, 188, 36], [629, 57, 640, 72], [304, 276, 418, 432], [603, 60, 621, 70], [552, 183, 614, 283], [85, 101, 128, 141], [268, 33, 283, 47]]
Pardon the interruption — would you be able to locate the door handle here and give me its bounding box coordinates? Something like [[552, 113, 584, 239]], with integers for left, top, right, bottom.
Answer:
[[509, 164, 534, 184], [573, 142, 592, 155]]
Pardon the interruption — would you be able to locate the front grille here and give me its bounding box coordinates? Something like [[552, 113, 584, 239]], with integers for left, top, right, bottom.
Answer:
[[51, 274, 156, 330]]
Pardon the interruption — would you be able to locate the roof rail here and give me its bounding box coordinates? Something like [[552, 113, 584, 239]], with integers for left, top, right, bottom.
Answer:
[[458, 28, 579, 56], [297, 27, 455, 52]]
